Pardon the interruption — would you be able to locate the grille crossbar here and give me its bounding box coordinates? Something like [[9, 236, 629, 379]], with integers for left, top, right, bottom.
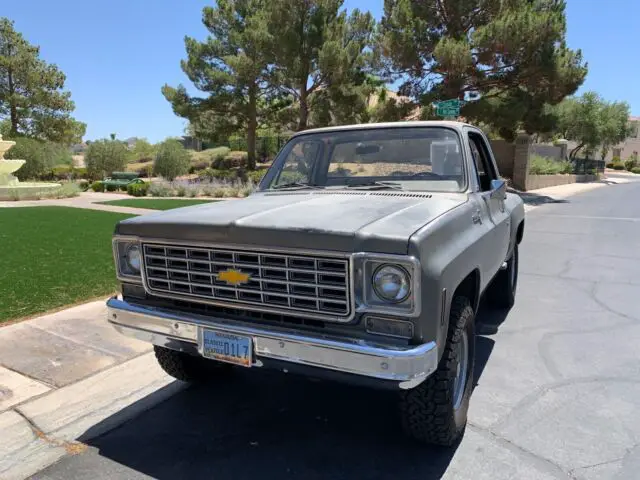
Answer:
[[142, 244, 351, 318]]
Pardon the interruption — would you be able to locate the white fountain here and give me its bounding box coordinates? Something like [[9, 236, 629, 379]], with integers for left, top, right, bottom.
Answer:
[[0, 135, 61, 200]]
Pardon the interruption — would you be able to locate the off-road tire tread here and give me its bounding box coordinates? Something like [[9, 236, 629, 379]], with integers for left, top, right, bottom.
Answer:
[[154, 346, 230, 383], [399, 296, 475, 446]]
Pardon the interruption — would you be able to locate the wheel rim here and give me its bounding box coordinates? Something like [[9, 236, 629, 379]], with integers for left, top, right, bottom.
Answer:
[[452, 331, 469, 411]]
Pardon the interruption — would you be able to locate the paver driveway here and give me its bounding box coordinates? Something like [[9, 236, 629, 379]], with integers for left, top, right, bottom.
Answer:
[[33, 177, 640, 480]]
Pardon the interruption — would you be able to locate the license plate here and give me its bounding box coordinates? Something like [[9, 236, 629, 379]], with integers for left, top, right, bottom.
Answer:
[[201, 329, 252, 367]]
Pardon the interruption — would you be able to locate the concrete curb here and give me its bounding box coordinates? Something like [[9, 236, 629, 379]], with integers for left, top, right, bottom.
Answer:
[[0, 353, 187, 480]]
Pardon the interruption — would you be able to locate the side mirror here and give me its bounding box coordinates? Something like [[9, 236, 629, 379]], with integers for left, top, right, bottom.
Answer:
[[490, 179, 507, 200]]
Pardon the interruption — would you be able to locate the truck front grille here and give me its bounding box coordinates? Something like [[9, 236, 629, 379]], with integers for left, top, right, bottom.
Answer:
[[141, 243, 351, 320]]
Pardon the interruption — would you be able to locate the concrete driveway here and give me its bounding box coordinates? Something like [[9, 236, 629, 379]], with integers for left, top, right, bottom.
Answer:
[[32, 177, 640, 480]]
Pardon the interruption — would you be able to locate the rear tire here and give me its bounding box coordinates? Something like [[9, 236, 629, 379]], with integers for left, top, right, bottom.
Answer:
[[487, 244, 519, 309], [399, 296, 476, 446], [154, 346, 232, 383]]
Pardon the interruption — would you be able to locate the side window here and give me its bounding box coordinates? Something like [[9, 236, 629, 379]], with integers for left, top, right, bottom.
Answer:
[[273, 141, 320, 186], [468, 132, 496, 192]]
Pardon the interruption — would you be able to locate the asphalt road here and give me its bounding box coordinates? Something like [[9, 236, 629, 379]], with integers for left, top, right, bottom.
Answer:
[[33, 177, 640, 480]]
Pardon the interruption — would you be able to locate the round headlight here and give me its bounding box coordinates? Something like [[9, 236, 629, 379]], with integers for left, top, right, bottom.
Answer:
[[125, 245, 141, 273], [372, 265, 410, 303]]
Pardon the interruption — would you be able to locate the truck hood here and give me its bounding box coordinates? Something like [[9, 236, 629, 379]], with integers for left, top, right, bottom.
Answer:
[[116, 191, 466, 255]]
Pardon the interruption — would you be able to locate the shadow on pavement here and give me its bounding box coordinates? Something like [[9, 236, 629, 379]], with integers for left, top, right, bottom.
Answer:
[[508, 189, 569, 207], [78, 323, 501, 479]]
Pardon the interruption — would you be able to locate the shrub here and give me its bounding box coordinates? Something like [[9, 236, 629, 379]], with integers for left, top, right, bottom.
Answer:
[[190, 146, 230, 164], [52, 183, 81, 199], [105, 183, 121, 192], [44, 142, 73, 166], [148, 182, 174, 197], [85, 139, 129, 180], [612, 156, 621, 164], [225, 151, 248, 168], [74, 167, 88, 178], [211, 187, 227, 198], [212, 156, 233, 170], [77, 180, 90, 192], [529, 155, 573, 175], [247, 169, 266, 184], [624, 157, 638, 171], [51, 165, 73, 180], [176, 184, 187, 197], [90, 181, 105, 192], [4, 137, 50, 180], [612, 163, 626, 170], [239, 183, 256, 197], [198, 168, 237, 181], [606, 162, 614, 169], [128, 139, 157, 163], [631, 167, 640, 174], [154, 139, 191, 180], [189, 161, 210, 174], [127, 182, 149, 197]]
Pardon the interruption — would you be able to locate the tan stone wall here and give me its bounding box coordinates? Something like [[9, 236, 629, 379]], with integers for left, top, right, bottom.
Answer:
[[489, 139, 516, 179], [526, 174, 598, 191]]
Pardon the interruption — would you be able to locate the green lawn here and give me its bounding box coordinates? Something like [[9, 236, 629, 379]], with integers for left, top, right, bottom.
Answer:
[[0, 207, 133, 323], [97, 198, 219, 210]]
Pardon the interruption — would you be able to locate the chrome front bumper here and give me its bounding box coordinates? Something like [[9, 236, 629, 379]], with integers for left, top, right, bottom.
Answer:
[[107, 297, 438, 389]]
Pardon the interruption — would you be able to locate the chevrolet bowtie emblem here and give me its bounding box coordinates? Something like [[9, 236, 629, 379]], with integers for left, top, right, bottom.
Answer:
[[217, 269, 251, 286]]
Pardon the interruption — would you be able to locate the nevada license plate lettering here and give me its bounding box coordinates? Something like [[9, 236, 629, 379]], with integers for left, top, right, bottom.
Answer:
[[201, 329, 252, 367]]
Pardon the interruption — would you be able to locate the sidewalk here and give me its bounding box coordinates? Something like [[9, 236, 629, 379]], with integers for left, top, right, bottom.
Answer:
[[515, 174, 636, 212], [0, 301, 186, 480], [0, 192, 155, 216]]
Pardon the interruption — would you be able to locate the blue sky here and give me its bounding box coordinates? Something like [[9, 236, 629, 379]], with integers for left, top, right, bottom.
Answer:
[[3, 0, 637, 143]]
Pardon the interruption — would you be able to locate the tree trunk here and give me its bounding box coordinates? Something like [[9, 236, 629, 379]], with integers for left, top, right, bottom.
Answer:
[[7, 67, 19, 136], [246, 84, 258, 171], [570, 143, 584, 160], [298, 85, 309, 131]]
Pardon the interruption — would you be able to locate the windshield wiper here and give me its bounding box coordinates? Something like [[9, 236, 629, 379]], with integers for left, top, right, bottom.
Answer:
[[409, 171, 440, 179], [271, 182, 323, 190], [345, 181, 404, 191]]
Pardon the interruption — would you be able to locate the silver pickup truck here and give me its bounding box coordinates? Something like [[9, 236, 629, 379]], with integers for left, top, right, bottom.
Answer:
[[108, 121, 525, 446]]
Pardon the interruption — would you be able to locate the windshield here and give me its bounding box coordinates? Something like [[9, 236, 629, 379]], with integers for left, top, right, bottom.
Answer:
[[262, 127, 466, 193]]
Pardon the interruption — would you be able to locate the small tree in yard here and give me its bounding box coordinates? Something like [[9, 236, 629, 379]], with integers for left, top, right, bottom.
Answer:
[[85, 139, 129, 180], [154, 139, 191, 181], [129, 138, 157, 163], [554, 92, 630, 159], [4, 137, 48, 180]]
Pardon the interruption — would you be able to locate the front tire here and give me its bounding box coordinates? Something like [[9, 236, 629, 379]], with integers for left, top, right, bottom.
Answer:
[[154, 346, 232, 383], [399, 296, 476, 446]]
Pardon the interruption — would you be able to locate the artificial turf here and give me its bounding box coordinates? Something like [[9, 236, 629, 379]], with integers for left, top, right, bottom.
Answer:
[[0, 207, 134, 322], [96, 198, 218, 210]]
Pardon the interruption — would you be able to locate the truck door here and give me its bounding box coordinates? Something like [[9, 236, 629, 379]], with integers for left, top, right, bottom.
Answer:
[[466, 129, 511, 289]]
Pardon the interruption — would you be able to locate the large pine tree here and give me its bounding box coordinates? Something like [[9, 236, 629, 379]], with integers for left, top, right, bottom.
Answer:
[[162, 0, 275, 170], [0, 18, 85, 144], [379, 0, 588, 138], [267, 0, 375, 130]]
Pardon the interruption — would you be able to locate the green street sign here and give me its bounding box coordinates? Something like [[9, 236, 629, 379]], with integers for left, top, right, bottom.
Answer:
[[436, 106, 460, 117], [434, 98, 463, 118], [435, 99, 463, 109]]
